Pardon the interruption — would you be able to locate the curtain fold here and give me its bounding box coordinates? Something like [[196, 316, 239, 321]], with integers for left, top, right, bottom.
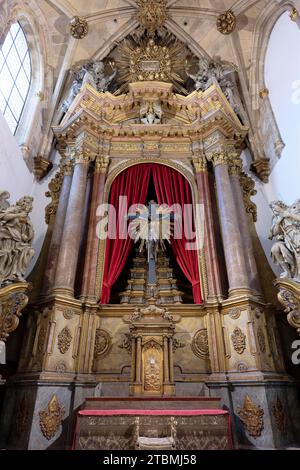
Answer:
[[152, 165, 202, 304], [100, 165, 151, 304], [100, 163, 202, 304]]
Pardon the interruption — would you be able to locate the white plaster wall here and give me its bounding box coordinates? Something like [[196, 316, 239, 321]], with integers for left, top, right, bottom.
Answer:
[[0, 112, 54, 273], [247, 12, 300, 277]]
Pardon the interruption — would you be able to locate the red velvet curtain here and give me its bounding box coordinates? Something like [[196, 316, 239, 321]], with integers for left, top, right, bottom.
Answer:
[[100, 165, 151, 304], [152, 165, 202, 304], [101, 164, 202, 304]]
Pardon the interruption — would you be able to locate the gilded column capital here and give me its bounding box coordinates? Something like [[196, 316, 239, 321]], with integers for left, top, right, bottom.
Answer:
[[228, 158, 243, 176], [192, 154, 207, 173], [95, 155, 110, 174], [74, 150, 94, 165], [211, 151, 228, 167], [61, 159, 74, 176]]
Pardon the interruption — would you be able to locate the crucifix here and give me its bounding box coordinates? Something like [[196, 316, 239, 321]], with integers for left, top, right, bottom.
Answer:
[[128, 201, 174, 293]]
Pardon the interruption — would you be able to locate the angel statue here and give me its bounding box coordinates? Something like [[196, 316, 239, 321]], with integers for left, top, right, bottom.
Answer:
[[62, 60, 117, 113], [0, 193, 35, 287], [187, 57, 241, 113], [81, 60, 117, 93], [269, 199, 300, 282], [140, 101, 162, 124]]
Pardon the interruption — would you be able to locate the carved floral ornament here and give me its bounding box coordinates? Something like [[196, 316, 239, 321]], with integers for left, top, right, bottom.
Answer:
[[39, 395, 65, 441], [231, 327, 246, 355], [272, 397, 287, 434], [238, 395, 264, 438], [57, 326, 72, 355]]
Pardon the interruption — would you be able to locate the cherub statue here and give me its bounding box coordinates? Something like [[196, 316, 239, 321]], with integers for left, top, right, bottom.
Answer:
[[140, 101, 162, 124], [269, 199, 300, 282], [0, 194, 35, 286]]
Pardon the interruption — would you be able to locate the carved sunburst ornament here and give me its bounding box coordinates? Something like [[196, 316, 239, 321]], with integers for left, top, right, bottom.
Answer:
[[115, 36, 188, 94], [136, 0, 168, 36]]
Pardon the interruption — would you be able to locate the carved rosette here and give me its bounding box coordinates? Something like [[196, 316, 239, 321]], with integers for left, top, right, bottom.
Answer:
[[70, 16, 88, 39], [217, 10, 236, 35], [231, 327, 246, 355], [57, 326, 72, 355], [229, 308, 242, 320], [238, 395, 264, 438], [39, 395, 65, 441], [272, 397, 287, 434], [0, 283, 29, 342], [136, 0, 168, 35], [94, 329, 111, 358], [191, 329, 209, 359]]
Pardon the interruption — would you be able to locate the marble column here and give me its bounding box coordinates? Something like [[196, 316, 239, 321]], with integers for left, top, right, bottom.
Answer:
[[81, 156, 109, 301], [213, 152, 249, 296], [193, 155, 224, 299], [54, 157, 90, 296], [229, 160, 261, 294], [42, 161, 73, 295]]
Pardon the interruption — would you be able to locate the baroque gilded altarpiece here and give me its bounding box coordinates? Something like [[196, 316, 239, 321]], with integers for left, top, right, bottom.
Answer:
[[1, 56, 300, 449]]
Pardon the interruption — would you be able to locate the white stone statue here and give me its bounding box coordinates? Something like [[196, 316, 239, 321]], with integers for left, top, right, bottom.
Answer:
[[269, 199, 300, 283], [187, 58, 241, 113], [62, 61, 117, 113], [0, 193, 35, 287]]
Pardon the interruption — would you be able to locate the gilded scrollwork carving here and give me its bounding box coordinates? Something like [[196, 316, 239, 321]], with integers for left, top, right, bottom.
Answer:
[[191, 329, 209, 359], [240, 172, 257, 222], [231, 327, 246, 355], [173, 337, 186, 352], [94, 329, 111, 358], [39, 395, 65, 441], [275, 279, 300, 335], [238, 395, 264, 438], [45, 169, 64, 225], [119, 333, 132, 354], [0, 284, 29, 342], [57, 326, 72, 354]]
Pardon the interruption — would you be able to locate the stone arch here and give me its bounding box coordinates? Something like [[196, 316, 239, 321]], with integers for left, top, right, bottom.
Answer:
[[96, 159, 208, 302]]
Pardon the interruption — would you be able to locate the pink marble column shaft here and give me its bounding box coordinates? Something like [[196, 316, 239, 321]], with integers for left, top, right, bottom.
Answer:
[[81, 169, 106, 300], [230, 173, 261, 294], [42, 170, 73, 294], [214, 162, 249, 295], [54, 161, 89, 295]]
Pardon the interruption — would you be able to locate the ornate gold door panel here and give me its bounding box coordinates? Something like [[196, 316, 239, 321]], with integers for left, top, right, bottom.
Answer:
[[142, 340, 163, 395]]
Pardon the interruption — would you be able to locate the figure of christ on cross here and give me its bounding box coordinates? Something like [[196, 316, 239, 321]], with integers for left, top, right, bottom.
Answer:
[[128, 201, 175, 288]]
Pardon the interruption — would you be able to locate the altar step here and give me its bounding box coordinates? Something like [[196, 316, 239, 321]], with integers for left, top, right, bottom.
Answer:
[[73, 397, 233, 450]]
